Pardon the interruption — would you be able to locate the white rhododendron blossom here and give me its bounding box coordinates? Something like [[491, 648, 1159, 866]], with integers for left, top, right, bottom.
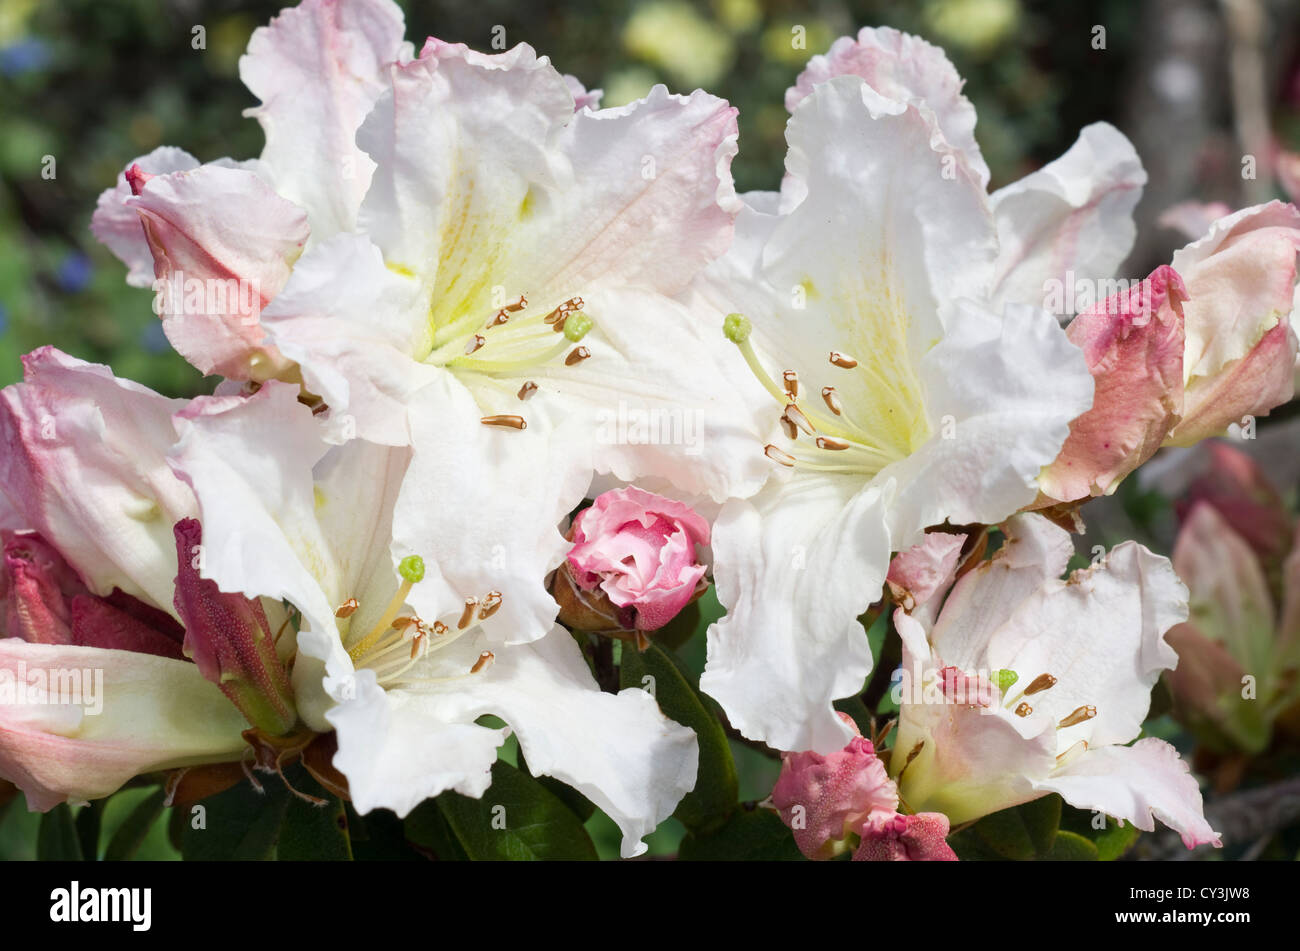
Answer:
[[890, 516, 1219, 849], [167, 381, 697, 858], [691, 28, 1136, 753]]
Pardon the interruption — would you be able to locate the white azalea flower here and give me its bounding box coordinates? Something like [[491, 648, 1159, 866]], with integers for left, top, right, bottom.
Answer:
[[890, 515, 1220, 849], [167, 381, 697, 858], [691, 27, 1130, 753]]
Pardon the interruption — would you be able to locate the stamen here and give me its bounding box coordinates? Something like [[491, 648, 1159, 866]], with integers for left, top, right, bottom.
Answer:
[[1014, 702, 1033, 717], [481, 415, 527, 430], [335, 598, 359, 619], [517, 381, 538, 401], [1023, 673, 1058, 696], [821, 386, 843, 416], [565, 345, 591, 366], [544, 297, 584, 324], [779, 415, 798, 440], [465, 334, 485, 355], [471, 651, 495, 674], [765, 444, 796, 467], [829, 351, 858, 369], [816, 436, 850, 451], [458, 598, 479, 630], [1058, 705, 1096, 729], [487, 295, 528, 328], [783, 404, 816, 435], [347, 555, 426, 661], [782, 370, 799, 400], [478, 590, 502, 621]]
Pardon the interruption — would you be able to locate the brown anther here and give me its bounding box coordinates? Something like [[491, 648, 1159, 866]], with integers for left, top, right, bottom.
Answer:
[[478, 590, 503, 620], [633, 630, 652, 653], [481, 415, 527, 430], [391, 616, 416, 632], [782, 370, 799, 400], [335, 598, 359, 619], [517, 381, 538, 401], [816, 436, 850, 451], [432, 620, 449, 636], [1058, 705, 1097, 729], [565, 346, 591, 366], [779, 415, 798, 440], [470, 651, 495, 674], [765, 444, 796, 467], [1014, 702, 1033, 717], [544, 296, 583, 324], [487, 295, 528, 327], [783, 403, 816, 435], [821, 386, 843, 416], [409, 634, 425, 660], [458, 597, 479, 630], [465, 334, 485, 355], [1023, 673, 1058, 696], [829, 351, 858, 369]]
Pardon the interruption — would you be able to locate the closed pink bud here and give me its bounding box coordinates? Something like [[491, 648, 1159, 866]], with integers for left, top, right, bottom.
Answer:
[[561, 487, 710, 634], [771, 718, 900, 860], [853, 811, 958, 862]]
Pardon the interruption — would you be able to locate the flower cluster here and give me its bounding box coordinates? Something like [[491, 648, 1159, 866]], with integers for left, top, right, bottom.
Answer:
[[4, 0, 1298, 862]]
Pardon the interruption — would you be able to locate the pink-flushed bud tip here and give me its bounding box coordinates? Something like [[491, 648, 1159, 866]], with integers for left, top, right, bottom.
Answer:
[[172, 518, 296, 735], [124, 163, 153, 196]]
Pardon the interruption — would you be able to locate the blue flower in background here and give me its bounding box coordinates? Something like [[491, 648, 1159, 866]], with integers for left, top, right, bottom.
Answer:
[[140, 320, 169, 354], [56, 251, 93, 293], [0, 302, 8, 337], [0, 39, 51, 77]]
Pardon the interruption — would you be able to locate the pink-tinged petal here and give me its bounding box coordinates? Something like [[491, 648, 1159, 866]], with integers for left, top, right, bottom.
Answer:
[[171, 518, 297, 734], [0, 640, 247, 811], [853, 811, 957, 861], [786, 26, 989, 188], [564, 73, 603, 110], [1169, 320, 1297, 445], [1172, 201, 1300, 380], [90, 147, 200, 287], [990, 123, 1146, 314], [68, 595, 185, 661], [240, 0, 409, 239], [1039, 266, 1187, 502], [0, 348, 194, 613], [772, 734, 898, 860], [1033, 738, 1220, 849], [886, 531, 966, 618], [1174, 441, 1293, 570], [126, 165, 309, 380], [2, 532, 83, 644], [1172, 503, 1276, 689], [1158, 201, 1233, 241]]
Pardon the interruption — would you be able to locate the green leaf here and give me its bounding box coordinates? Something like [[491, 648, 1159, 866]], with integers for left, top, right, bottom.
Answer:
[[104, 788, 166, 861], [405, 800, 469, 861], [436, 760, 598, 860], [1059, 805, 1142, 860], [1044, 829, 1100, 861], [348, 808, 421, 861], [1021, 794, 1061, 855], [180, 777, 288, 861], [620, 641, 737, 833], [278, 774, 352, 861], [653, 600, 702, 652], [678, 807, 804, 861], [517, 749, 596, 822], [971, 806, 1037, 860], [38, 804, 83, 861]]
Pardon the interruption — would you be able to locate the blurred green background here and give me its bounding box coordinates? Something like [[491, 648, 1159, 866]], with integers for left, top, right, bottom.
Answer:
[[11, 0, 1292, 396]]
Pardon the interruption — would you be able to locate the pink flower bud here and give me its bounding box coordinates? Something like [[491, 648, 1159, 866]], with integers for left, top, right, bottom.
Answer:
[[559, 487, 710, 635], [172, 518, 296, 735], [771, 717, 900, 860], [853, 811, 958, 862]]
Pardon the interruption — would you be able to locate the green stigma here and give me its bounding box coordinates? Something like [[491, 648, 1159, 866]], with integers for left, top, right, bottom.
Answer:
[[563, 311, 593, 342], [723, 312, 752, 344], [991, 669, 1019, 694], [398, 555, 426, 584]]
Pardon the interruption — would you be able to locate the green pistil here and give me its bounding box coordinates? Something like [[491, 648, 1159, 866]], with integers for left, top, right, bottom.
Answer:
[[563, 311, 594, 342], [992, 669, 1019, 695], [723, 312, 752, 344], [399, 555, 426, 583]]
